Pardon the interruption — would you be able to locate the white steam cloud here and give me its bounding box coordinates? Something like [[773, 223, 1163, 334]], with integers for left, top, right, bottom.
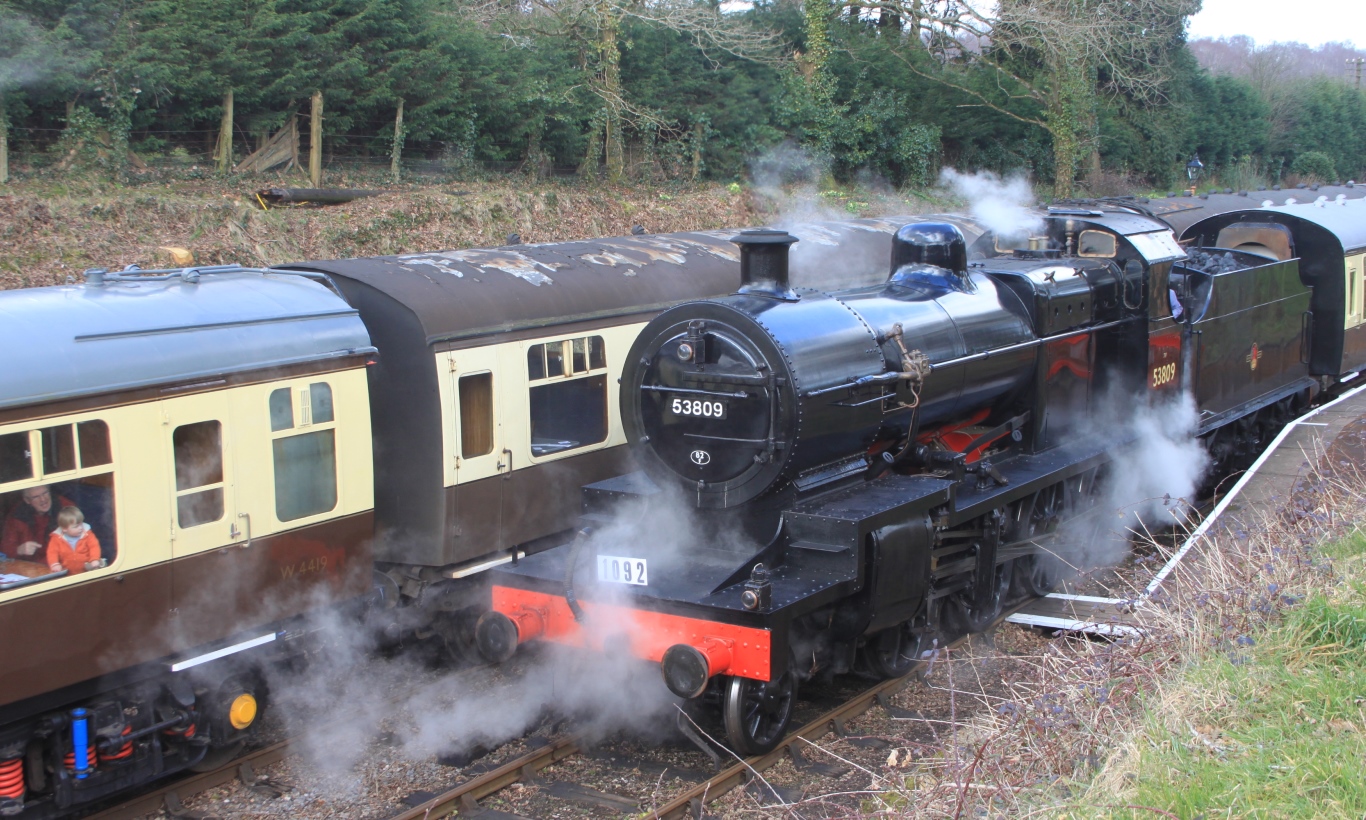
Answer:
[[938, 168, 1045, 241], [747, 141, 924, 290], [1047, 391, 1209, 578]]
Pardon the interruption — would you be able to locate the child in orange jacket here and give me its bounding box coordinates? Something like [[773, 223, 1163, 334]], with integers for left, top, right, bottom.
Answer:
[[46, 506, 102, 575]]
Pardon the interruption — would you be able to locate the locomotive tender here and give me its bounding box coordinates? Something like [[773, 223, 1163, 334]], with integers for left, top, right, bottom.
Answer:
[[0, 219, 923, 818], [480, 198, 1366, 753]]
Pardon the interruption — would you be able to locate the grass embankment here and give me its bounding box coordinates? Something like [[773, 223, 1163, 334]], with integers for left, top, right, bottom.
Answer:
[[1106, 533, 1366, 818], [871, 451, 1366, 818]]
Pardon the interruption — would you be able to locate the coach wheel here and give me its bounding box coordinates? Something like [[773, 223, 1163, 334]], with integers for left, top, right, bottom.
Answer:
[[190, 740, 244, 773], [864, 598, 941, 679], [189, 678, 261, 773], [723, 672, 796, 756]]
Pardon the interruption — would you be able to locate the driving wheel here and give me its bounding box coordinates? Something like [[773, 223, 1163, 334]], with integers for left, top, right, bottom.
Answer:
[[1013, 552, 1061, 598], [946, 558, 1015, 634], [863, 597, 941, 679], [723, 671, 796, 755]]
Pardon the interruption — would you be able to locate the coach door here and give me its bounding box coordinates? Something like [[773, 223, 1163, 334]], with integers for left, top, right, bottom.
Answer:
[[445, 347, 507, 558], [164, 393, 240, 559]]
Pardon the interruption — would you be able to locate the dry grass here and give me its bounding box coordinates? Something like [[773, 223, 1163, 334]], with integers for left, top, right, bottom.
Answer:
[[0, 176, 762, 290], [0, 168, 963, 291]]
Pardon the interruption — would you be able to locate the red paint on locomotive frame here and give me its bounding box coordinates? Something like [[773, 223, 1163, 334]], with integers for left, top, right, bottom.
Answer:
[[490, 586, 773, 680], [916, 408, 995, 463]]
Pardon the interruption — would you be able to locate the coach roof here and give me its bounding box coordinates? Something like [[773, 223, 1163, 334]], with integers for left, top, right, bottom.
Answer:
[[280, 218, 984, 347], [0, 268, 374, 411]]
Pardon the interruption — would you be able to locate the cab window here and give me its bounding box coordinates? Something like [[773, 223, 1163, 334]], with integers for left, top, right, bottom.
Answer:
[[526, 336, 608, 457], [1, 420, 118, 593], [268, 384, 338, 522], [1078, 230, 1117, 258]]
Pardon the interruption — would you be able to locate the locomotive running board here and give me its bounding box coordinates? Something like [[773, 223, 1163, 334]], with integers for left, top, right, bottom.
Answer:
[[1006, 594, 1143, 637]]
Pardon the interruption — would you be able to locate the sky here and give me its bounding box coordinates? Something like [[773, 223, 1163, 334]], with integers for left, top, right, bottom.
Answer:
[[1186, 0, 1366, 49]]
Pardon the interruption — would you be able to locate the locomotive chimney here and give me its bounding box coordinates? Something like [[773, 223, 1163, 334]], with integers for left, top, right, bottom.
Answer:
[[733, 229, 799, 299]]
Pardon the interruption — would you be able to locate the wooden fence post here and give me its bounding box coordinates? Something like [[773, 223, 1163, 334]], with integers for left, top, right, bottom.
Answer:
[[310, 91, 323, 187], [215, 89, 234, 173], [0, 92, 8, 185], [391, 98, 404, 183]]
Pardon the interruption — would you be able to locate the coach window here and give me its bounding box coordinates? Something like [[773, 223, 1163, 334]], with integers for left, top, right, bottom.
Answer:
[[0, 432, 33, 485], [526, 335, 608, 458], [1, 419, 119, 591], [269, 382, 338, 522], [174, 421, 225, 528]]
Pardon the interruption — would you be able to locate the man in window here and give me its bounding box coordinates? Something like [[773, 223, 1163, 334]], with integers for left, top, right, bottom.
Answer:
[[2, 485, 73, 563]]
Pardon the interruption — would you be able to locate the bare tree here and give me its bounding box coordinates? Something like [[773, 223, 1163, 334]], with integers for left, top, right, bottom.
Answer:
[[868, 0, 1199, 197]]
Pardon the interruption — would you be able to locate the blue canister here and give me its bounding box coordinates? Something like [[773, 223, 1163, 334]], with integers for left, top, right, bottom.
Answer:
[[71, 708, 89, 779]]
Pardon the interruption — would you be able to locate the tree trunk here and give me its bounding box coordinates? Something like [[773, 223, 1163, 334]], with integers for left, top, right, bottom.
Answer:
[[600, 10, 625, 182], [524, 121, 545, 179], [691, 120, 704, 181], [578, 119, 602, 178], [310, 91, 323, 187], [803, 0, 837, 158], [215, 89, 234, 174], [1045, 52, 1094, 200], [0, 92, 8, 185], [391, 98, 404, 183]]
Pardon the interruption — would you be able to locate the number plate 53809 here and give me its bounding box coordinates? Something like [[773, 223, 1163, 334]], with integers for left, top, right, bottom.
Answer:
[[670, 397, 726, 419], [597, 555, 648, 586]]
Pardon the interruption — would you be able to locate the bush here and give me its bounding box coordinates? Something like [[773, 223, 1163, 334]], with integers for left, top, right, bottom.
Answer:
[[1291, 151, 1337, 183]]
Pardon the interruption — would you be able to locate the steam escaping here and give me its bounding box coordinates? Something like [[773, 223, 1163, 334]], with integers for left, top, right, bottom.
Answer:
[[1048, 391, 1209, 579], [747, 142, 932, 290], [1103, 392, 1208, 533], [938, 168, 1044, 242], [256, 481, 759, 803]]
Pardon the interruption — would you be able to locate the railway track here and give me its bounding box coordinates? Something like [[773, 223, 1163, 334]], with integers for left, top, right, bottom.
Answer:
[[388, 615, 1010, 820]]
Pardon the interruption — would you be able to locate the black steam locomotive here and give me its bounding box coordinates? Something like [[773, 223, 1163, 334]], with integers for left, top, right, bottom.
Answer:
[[479, 199, 1366, 753]]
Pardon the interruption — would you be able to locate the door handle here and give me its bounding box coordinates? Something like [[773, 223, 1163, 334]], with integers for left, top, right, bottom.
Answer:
[[497, 448, 513, 479], [235, 513, 252, 548]]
